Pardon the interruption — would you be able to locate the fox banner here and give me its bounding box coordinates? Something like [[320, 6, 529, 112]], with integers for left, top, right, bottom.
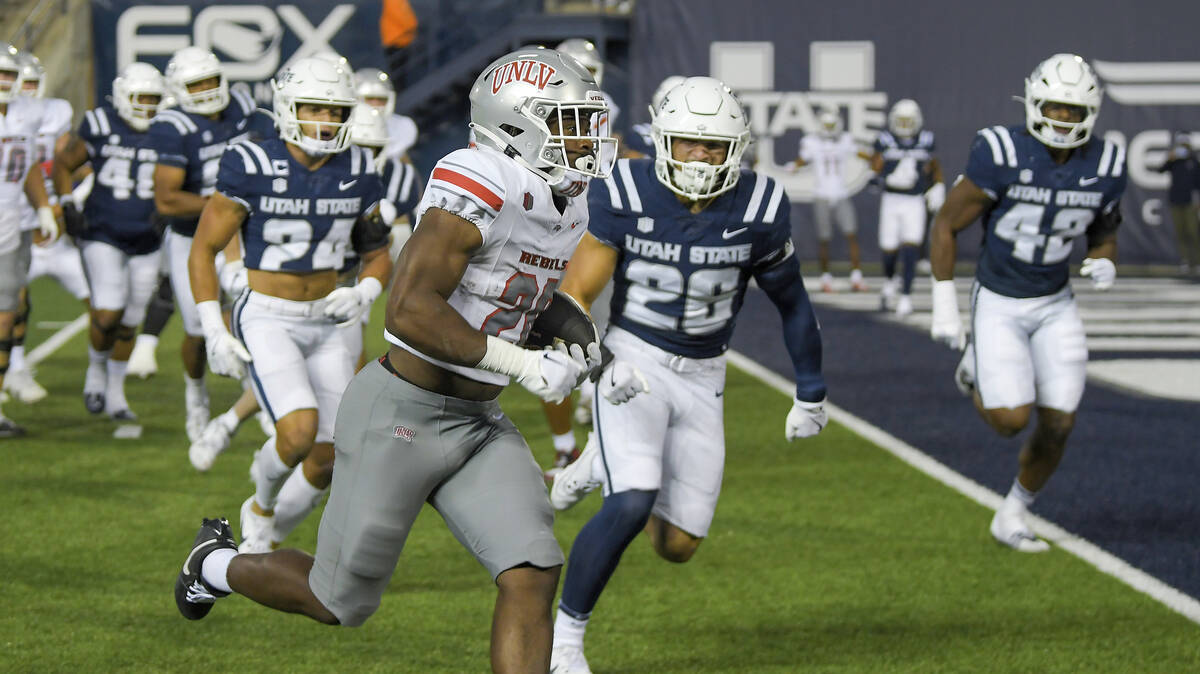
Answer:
[[92, 0, 385, 107], [631, 0, 1200, 265]]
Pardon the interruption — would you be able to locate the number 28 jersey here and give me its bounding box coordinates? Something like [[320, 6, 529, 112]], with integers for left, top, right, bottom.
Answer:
[[385, 145, 589, 386], [966, 125, 1126, 298], [588, 158, 794, 358], [76, 105, 160, 255], [216, 138, 382, 272]]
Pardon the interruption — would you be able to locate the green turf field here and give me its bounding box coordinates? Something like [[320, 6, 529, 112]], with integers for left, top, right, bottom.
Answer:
[[4, 278, 1198, 673]]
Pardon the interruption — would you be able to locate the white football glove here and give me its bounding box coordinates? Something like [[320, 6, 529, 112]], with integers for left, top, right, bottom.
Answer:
[[323, 277, 384, 326], [197, 300, 251, 379], [884, 157, 919, 190], [476, 336, 593, 404], [785, 397, 827, 440], [925, 182, 946, 212], [930, 279, 965, 349], [1080, 257, 1116, 291], [218, 259, 248, 299], [598, 359, 650, 405], [36, 206, 59, 243]]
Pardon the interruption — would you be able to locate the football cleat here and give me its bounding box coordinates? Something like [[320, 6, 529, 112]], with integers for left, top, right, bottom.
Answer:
[[990, 506, 1050, 553], [879, 279, 897, 311], [895, 294, 914, 318], [4, 367, 47, 403], [239, 495, 276, 554], [550, 435, 602, 511], [543, 446, 582, 482], [850, 278, 869, 292], [174, 517, 237, 620], [189, 418, 233, 472], [550, 645, 592, 674], [0, 417, 27, 438], [819, 272, 835, 294], [126, 337, 158, 378], [109, 409, 139, 423], [954, 342, 976, 397]]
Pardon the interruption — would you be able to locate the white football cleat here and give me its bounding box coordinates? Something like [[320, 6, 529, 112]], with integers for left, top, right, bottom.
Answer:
[[879, 279, 898, 311], [550, 645, 592, 674], [4, 367, 47, 403], [189, 418, 234, 472], [989, 506, 1050, 553], [126, 336, 158, 378], [238, 495, 276, 554], [954, 342, 976, 397], [895, 294, 914, 318], [550, 434, 602, 511]]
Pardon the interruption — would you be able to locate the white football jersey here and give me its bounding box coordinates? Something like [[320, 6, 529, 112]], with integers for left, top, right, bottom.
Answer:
[[386, 144, 589, 385], [20, 97, 72, 231], [0, 97, 44, 253], [800, 132, 858, 200], [383, 113, 418, 161]]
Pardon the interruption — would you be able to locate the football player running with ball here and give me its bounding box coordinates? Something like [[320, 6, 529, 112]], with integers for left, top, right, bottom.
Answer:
[[547, 76, 828, 674], [929, 54, 1125, 552], [175, 48, 623, 674]]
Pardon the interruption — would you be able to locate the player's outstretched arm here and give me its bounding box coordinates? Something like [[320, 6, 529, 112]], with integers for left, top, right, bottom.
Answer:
[[560, 232, 617, 314], [929, 176, 992, 348], [191, 192, 251, 377], [24, 161, 58, 243], [153, 164, 208, 217]]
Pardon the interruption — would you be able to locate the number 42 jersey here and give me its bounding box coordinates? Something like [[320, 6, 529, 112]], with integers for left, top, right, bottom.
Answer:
[[967, 124, 1127, 298], [588, 158, 795, 358]]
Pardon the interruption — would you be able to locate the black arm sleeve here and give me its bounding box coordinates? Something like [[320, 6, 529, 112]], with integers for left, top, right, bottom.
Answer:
[[1087, 202, 1122, 250]]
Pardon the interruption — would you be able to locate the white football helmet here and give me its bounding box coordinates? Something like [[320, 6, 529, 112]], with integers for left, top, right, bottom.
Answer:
[[818, 109, 843, 136], [354, 68, 395, 115], [650, 75, 686, 114], [16, 51, 44, 98], [556, 39, 603, 88], [165, 47, 229, 115], [888, 99, 922, 138], [0, 42, 22, 103], [651, 76, 750, 201], [272, 57, 358, 156], [1022, 53, 1102, 149], [469, 47, 616, 183], [113, 62, 166, 132]]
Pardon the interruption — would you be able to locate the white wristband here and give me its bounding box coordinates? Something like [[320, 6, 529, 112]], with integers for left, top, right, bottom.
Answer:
[[196, 300, 226, 336], [932, 279, 957, 307], [475, 334, 531, 378]]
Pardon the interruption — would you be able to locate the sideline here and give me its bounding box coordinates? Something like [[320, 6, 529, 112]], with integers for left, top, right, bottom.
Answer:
[[727, 349, 1200, 626], [26, 313, 88, 366]]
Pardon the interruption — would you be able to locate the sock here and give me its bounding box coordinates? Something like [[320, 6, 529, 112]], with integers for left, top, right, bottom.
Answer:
[[560, 489, 658, 617], [1005, 477, 1038, 510], [900, 246, 918, 294], [9, 344, 24, 373], [273, 468, 327, 543], [142, 276, 175, 337], [105, 359, 130, 412], [133, 333, 159, 352], [86, 346, 111, 393], [253, 437, 293, 511], [882, 251, 898, 280], [552, 431, 576, 454], [850, 268, 863, 283], [184, 375, 207, 408], [554, 607, 590, 648], [200, 547, 237, 594]]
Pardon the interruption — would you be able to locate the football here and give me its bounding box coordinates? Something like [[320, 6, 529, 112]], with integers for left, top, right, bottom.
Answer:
[[525, 289, 600, 350]]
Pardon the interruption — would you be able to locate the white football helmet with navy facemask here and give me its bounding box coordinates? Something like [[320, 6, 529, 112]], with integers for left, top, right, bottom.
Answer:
[[272, 57, 358, 156], [469, 48, 616, 184], [16, 51, 44, 98], [0, 42, 23, 103], [1022, 53, 1102, 149], [165, 47, 229, 115], [888, 99, 922, 138], [113, 62, 166, 132], [651, 76, 750, 201]]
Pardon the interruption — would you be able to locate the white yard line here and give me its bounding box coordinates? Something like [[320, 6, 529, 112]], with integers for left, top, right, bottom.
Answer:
[[26, 313, 88, 366], [727, 349, 1200, 626]]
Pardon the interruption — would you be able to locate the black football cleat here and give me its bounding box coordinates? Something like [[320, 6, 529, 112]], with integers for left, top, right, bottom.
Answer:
[[84, 392, 105, 415], [174, 517, 237, 620], [0, 418, 26, 438]]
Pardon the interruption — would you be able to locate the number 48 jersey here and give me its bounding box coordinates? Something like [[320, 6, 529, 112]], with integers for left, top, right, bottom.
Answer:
[[217, 138, 382, 272], [966, 125, 1127, 298], [75, 104, 160, 255], [588, 158, 794, 358]]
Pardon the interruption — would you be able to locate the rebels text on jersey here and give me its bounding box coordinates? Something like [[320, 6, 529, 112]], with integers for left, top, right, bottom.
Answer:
[[217, 138, 383, 272], [75, 105, 160, 255], [875, 129, 936, 195], [147, 88, 262, 235], [589, 158, 794, 358], [386, 145, 590, 386], [967, 125, 1126, 298]]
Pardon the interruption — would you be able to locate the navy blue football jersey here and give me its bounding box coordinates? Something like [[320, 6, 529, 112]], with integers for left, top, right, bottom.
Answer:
[[217, 138, 383, 273], [874, 129, 937, 195], [966, 125, 1126, 298], [147, 89, 265, 236], [75, 105, 161, 255], [625, 122, 655, 157], [380, 155, 422, 221], [589, 158, 794, 358]]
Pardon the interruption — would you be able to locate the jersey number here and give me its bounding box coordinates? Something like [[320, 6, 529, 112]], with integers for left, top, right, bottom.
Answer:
[[97, 158, 154, 201], [993, 204, 1094, 264], [257, 218, 355, 271], [624, 260, 740, 335], [480, 272, 559, 342], [3, 144, 26, 183]]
